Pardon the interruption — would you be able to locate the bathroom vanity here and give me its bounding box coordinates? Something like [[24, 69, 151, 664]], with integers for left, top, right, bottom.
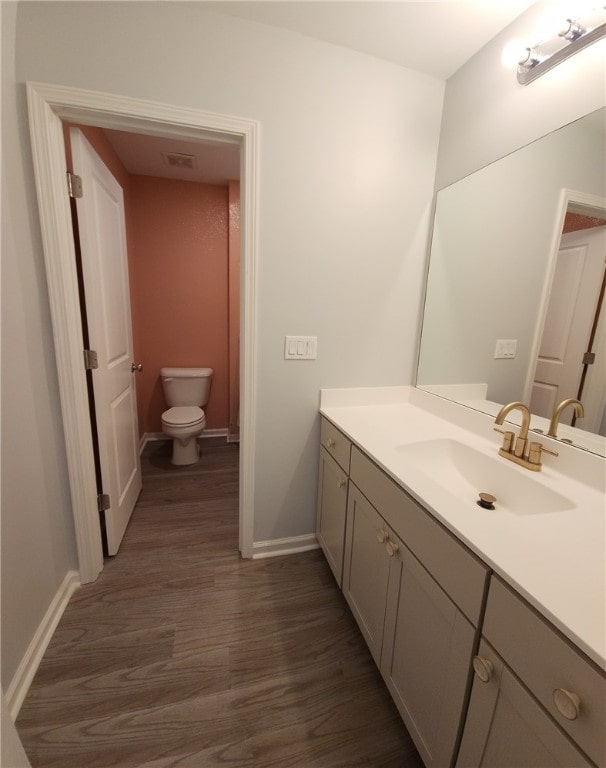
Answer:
[[316, 387, 605, 768]]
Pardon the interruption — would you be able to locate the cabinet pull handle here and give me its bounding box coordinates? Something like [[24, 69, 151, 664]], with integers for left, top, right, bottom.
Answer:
[[553, 688, 581, 720], [385, 539, 399, 557], [472, 656, 493, 683], [337, 477, 346, 488], [325, 438, 336, 449], [377, 529, 389, 544]]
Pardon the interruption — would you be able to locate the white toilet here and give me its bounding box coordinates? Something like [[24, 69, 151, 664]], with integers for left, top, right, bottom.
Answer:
[[160, 367, 213, 465]]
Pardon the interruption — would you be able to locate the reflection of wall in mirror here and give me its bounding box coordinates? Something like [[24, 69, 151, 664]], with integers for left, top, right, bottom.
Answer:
[[417, 110, 605, 411]]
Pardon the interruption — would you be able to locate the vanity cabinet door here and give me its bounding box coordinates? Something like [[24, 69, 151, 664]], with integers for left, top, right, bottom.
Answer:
[[342, 483, 391, 665], [457, 640, 592, 768], [316, 447, 349, 586], [381, 536, 476, 768]]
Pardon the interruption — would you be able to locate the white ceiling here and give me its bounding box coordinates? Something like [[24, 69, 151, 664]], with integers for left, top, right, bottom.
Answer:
[[204, 0, 537, 80], [103, 129, 241, 185], [103, 1, 537, 184]]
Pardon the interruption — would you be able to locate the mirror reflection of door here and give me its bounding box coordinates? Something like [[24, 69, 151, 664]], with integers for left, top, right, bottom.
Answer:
[[531, 211, 606, 434]]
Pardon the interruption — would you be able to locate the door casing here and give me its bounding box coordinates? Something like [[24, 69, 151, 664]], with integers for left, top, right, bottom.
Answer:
[[27, 81, 259, 582]]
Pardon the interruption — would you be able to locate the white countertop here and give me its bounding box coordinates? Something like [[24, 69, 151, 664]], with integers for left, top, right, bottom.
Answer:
[[320, 386, 606, 670]]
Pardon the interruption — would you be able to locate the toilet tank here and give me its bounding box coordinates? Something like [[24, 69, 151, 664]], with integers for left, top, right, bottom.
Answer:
[[160, 367, 213, 407]]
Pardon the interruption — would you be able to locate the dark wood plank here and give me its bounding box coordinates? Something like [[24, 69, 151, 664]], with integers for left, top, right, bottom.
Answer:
[[16, 439, 423, 768]]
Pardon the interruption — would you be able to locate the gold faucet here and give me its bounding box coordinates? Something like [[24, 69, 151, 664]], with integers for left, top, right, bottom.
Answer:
[[494, 401, 557, 471], [547, 398, 584, 438]]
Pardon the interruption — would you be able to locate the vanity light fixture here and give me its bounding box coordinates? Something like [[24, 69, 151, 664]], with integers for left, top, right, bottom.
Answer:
[[516, 5, 606, 85]]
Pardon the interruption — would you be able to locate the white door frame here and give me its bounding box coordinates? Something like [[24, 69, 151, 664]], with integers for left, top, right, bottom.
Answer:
[[26, 81, 258, 582], [523, 188, 606, 404]]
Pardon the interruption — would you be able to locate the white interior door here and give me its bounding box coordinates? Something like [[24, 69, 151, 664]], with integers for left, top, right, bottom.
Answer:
[[71, 129, 142, 555], [531, 226, 606, 422], [578, 276, 606, 434]]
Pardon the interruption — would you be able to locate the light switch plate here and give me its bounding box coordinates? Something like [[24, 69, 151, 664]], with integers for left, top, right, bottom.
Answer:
[[494, 339, 517, 359], [285, 335, 317, 360]]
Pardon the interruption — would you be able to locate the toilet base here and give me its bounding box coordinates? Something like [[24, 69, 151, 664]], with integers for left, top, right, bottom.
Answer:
[[170, 437, 201, 466]]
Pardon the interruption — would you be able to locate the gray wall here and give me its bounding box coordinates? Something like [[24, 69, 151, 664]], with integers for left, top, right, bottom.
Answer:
[[2, 0, 604, 724], [1, 691, 31, 767], [2, 0, 443, 689], [437, 0, 606, 188], [14, 1, 445, 539], [1, 1, 78, 691]]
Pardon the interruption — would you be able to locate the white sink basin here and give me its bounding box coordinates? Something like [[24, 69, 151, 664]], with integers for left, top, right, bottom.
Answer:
[[396, 439, 575, 515]]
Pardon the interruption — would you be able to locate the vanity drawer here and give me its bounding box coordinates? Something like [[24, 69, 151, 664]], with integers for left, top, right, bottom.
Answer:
[[350, 446, 488, 626], [483, 576, 606, 766], [320, 418, 351, 474]]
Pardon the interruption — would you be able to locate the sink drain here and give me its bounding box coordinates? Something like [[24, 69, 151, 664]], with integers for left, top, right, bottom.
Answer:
[[477, 492, 496, 510]]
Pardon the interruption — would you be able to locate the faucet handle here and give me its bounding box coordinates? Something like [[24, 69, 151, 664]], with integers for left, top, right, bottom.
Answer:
[[494, 427, 515, 453], [541, 445, 559, 457], [528, 441, 559, 467]]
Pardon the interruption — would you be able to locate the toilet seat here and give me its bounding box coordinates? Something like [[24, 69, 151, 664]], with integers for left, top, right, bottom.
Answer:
[[161, 406, 205, 428]]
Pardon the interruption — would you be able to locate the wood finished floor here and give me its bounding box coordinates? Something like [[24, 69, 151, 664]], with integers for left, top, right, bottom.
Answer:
[[16, 440, 423, 768]]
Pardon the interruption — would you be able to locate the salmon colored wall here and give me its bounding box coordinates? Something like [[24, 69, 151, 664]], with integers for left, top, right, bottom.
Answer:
[[64, 124, 231, 436], [563, 212, 606, 233], [128, 176, 229, 433]]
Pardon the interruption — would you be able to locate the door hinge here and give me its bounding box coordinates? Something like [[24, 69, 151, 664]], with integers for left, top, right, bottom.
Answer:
[[67, 172, 83, 199], [97, 493, 111, 513], [83, 349, 98, 370], [582, 351, 596, 365]]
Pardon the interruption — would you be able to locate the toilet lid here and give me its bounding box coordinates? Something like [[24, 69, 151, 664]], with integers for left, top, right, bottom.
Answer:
[[161, 406, 205, 427]]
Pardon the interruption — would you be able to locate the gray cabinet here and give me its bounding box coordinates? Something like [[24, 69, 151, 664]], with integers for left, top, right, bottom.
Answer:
[[459, 577, 606, 768], [457, 639, 593, 768], [316, 420, 605, 768], [342, 482, 391, 664], [381, 538, 476, 768], [343, 447, 489, 768], [316, 418, 351, 586], [316, 448, 348, 586]]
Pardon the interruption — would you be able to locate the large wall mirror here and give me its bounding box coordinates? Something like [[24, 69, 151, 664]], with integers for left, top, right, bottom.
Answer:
[[417, 107, 606, 456]]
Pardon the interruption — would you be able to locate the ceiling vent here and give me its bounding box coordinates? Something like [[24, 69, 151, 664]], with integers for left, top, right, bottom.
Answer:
[[162, 152, 197, 170]]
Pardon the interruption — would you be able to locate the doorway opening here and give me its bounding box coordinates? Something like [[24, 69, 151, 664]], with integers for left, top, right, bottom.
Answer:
[[27, 82, 258, 583], [529, 194, 606, 438], [64, 123, 242, 556]]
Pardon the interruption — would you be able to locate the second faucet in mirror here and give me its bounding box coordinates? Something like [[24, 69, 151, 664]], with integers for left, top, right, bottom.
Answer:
[[547, 398, 585, 439]]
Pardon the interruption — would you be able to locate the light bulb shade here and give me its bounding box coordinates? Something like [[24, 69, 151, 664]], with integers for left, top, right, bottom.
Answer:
[[502, 39, 532, 69], [519, 47, 541, 67], [559, 19, 585, 40]]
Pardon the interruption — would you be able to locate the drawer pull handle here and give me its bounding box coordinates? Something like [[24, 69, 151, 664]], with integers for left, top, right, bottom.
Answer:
[[377, 529, 389, 544], [337, 478, 347, 489], [385, 539, 399, 557], [325, 438, 336, 449], [553, 688, 581, 720], [472, 656, 493, 683]]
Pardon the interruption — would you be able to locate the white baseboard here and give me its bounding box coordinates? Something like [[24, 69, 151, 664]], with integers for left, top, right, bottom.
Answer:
[[139, 429, 229, 454], [6, 570, 80, 720], [251, 534, 319, 559]]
